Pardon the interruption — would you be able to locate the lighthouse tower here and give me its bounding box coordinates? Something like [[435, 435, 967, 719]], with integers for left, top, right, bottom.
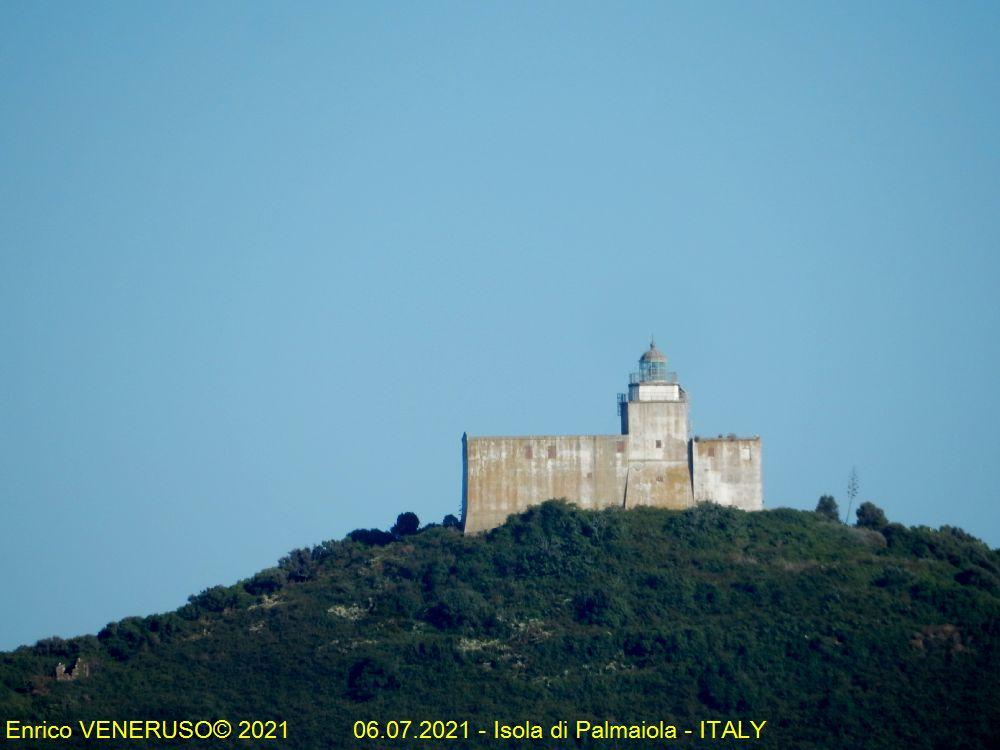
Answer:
[[618, 340, 694, 508]]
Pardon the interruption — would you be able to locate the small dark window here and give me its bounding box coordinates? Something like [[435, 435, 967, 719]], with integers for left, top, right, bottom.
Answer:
[[656, 475, 664, 483], [524, 446, 533, 459], [616, 441, 625, 453], [547, 445, 556, 459], [655, 439, 662, 449]]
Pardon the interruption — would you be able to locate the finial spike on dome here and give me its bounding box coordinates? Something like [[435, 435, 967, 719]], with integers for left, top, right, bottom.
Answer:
[[650, 335, 655, 348]]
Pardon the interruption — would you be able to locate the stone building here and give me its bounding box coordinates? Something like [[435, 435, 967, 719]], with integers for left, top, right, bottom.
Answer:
[[461, 341, 762, 533]]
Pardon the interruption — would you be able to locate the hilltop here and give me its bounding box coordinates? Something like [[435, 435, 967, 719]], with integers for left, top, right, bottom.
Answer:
[[2, 502, 998, 749]]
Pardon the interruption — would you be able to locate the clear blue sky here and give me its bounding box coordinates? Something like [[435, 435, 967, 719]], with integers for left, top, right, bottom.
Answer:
[[2, 2, 998, 650]]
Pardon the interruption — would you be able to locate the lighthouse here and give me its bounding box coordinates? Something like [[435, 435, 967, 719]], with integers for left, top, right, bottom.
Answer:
[[461, 341, 762, 533]]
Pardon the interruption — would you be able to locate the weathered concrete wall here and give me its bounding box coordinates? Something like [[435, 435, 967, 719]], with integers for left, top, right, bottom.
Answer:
[[691, 437, 763, 511], [621, 398, 693, 509], [463, 434, 628, 534], [624, 400, 689, 462], [623, 460, 693, 509]]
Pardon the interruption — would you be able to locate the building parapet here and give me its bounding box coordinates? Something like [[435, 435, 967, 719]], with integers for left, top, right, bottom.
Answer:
[[467, 433, 625, 441]]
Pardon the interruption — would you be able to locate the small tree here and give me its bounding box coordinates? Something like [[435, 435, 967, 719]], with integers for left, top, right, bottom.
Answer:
[[856, 501, 888, 530], [391, 512, 420, 537], [815, 495, 840, 522]]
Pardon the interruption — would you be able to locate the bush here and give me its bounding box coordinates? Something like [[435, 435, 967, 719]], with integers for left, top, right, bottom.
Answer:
[[33, 637, 70, 656], [873, 566, 914, 589], [856, 502, 889, 530], [97, 617, 149, 661], [346, 656, 400, 701], [279, 548, 319, 581], [572, 588, 630, 626], [954, 567, 999, 594], [244, 567, 288, 596], [188, 585, 245, 613], [421, 588, 493, 631], [348, 528, 395, 546], [381, 582, 423, 617], [145, 614, 184, 638], [391, 512, 420, 537], [815, 495, 840, 522]]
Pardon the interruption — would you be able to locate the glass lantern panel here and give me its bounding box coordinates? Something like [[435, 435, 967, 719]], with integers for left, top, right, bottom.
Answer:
[[641, 360, 667, 381]]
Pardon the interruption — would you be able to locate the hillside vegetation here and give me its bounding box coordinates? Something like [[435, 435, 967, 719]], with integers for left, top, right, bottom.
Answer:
[[2, 502, 998, 749]]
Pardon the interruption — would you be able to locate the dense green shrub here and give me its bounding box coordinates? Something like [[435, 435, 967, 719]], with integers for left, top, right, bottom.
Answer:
[[348, 527, 395, 546], [856, 501, 889, 530], [421, 587, 494, 631], [815, 495, 840, 521], [97, 617, 151, 661], [188, 585, 247, 613], [391, 512, 420, 537], [244, 566, 288, 595], [278, 548, 319, 581], [346, 655, 400, 701]]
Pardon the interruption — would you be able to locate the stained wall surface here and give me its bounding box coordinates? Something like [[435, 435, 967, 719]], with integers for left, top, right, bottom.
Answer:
[[462, 434, 628, 534], [691, 437, 763, 510], [623, 400, 689, 461], [621, 399, 694, 509]]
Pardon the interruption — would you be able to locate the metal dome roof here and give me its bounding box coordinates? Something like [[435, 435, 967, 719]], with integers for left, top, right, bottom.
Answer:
[[639, 339, 667, 363]]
